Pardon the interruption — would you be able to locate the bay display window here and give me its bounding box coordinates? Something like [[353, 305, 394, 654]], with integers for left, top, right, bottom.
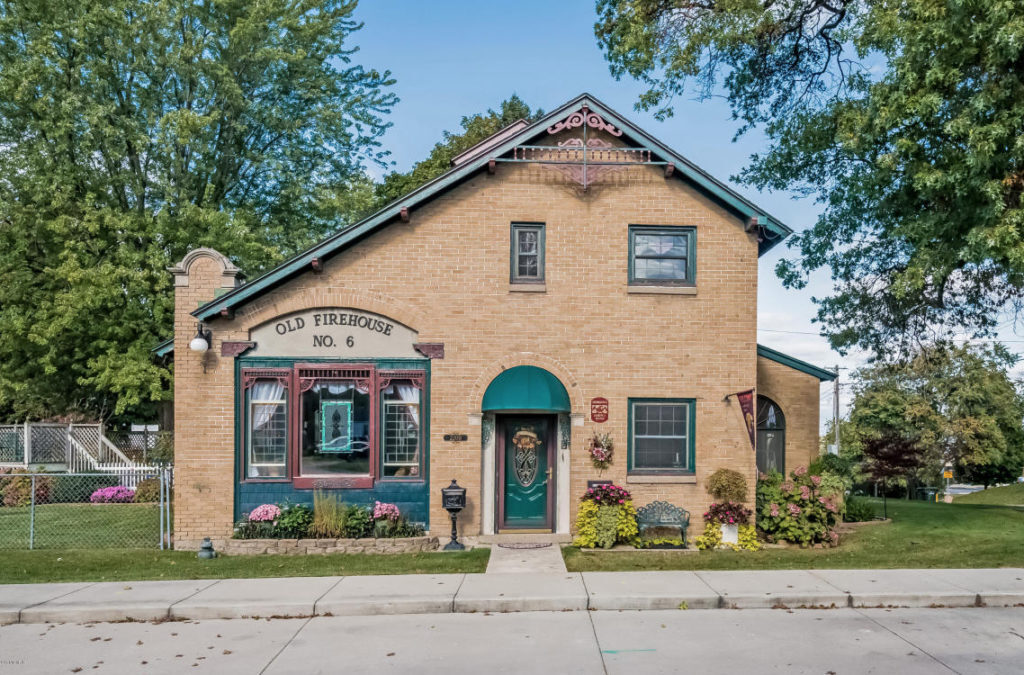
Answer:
[[300, 379, 371, 476], [245, 373, 289, 478], [628, 225, 696, 285], [628, 399, 696, 474], [240, 365, 427, 486]]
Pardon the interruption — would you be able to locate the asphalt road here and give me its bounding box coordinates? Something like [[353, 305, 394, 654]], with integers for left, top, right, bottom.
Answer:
[[0, 607, 1022, 674]]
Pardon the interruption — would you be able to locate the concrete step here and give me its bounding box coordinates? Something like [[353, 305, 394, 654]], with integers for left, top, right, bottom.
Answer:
[[474, 533, 572, 545]]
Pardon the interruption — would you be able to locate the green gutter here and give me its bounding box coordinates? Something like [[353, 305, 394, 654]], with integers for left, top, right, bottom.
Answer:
[[757, 344, 836, 381], [152, 338, 174, 358], [194, 93, 793, 322]]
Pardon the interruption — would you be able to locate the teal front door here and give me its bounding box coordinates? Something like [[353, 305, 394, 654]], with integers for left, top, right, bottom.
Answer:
[[499, 415, 554, 530]]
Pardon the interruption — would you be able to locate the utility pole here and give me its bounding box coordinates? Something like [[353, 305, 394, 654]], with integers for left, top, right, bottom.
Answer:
[[833, 366, 841, 456]]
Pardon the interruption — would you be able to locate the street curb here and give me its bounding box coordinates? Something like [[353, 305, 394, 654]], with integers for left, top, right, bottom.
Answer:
[[3, 570, 1023, 624]]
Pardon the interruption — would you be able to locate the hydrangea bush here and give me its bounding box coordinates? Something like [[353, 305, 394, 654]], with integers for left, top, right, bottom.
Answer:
[[756, 467, 842, 547]]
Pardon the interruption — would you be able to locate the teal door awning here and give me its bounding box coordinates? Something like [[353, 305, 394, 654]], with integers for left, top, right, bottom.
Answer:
[[482, 366, 571, 413]]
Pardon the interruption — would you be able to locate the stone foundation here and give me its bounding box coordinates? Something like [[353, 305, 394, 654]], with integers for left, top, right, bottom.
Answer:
[[214, 536, 440, 556]]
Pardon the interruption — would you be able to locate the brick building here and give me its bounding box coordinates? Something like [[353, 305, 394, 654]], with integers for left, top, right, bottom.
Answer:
[[160, 93, 835, 548]]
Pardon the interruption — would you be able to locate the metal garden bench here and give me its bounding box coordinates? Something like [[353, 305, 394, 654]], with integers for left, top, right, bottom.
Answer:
[[636, 500, 690, 546]]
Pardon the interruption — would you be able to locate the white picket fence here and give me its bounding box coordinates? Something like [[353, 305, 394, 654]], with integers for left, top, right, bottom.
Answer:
[[0, 423, 162, 486]]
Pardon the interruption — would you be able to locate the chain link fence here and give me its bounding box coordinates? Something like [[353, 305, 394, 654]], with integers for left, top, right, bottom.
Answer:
[[0, 469, 173, 550]]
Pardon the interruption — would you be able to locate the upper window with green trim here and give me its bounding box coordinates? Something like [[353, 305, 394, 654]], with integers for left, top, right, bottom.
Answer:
[[628, 398, 696, 474], [628, 226, 695, 286], [511, 223, 545, 283]]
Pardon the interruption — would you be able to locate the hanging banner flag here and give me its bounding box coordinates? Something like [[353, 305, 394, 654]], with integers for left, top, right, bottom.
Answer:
[[733, 389, 756, 451]]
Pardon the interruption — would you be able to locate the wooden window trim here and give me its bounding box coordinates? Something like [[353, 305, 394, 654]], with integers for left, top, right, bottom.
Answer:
[[628, 225, 697, 287], [627, 397, 697, 475], [510, 222, 546, 284], [241, 368, 291, 481]]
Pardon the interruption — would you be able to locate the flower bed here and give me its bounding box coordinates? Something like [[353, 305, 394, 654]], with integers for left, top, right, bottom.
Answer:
[[220, 535, 440, 556], [573, 484, 639, 549], [233, 496, 425, 541]]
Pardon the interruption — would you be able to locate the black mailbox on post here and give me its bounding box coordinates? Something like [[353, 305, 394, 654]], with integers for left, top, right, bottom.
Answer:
[[441, 479, 466, 550]]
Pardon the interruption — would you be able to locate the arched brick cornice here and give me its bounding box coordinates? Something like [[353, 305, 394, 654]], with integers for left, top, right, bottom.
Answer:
[[232, 285, 427, 334], [168, 247, 242, 288], [465, 352, 584, 413]]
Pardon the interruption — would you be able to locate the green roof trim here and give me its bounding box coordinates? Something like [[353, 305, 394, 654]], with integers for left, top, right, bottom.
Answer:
[[482, 365, 571, 413], [757, 344, 836, 381], [193, 92, 792, 322], [152, 338, 174, 358]]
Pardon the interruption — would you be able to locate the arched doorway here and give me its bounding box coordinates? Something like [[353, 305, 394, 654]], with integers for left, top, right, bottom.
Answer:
[[756, 396, 786, 475], [481, 366, 571, 533]]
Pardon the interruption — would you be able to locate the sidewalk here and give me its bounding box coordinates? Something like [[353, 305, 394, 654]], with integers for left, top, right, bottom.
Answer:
[[2, 568, 1022, 625]]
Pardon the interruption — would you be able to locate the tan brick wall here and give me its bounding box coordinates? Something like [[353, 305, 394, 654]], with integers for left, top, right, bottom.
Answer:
[[173, 139, 763, 543], [756, 356, 824, 473]]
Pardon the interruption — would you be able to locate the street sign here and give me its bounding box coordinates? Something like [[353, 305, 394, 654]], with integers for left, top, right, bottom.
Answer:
[[943, 470, 953, 479]]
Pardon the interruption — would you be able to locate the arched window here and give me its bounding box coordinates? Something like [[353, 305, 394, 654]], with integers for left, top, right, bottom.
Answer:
[[756, 397, 786, 475]]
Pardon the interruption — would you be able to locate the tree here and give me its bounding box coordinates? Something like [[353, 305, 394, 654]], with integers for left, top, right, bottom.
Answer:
[[374, 95, 542, 207], [848, 342, 1024, 492], [0, 0, 395, 420], [595, 1, 1024, 356]]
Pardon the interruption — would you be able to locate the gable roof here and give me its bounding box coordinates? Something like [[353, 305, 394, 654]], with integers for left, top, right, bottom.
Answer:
[[193, 93, 792, 322], [757, 344, 836, 381]]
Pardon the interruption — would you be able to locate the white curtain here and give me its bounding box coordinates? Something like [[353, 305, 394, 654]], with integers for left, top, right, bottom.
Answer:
[[251, 381, 285, 430], [321, 382, 354, 396], [393, 384, 420, 426]]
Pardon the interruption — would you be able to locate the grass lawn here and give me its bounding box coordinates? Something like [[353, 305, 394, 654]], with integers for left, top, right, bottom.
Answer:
[[954, 482, 1024, 505], [0, 502, 160, 549], [563, 498, 1024, 572], [0, 548, 491, 584]]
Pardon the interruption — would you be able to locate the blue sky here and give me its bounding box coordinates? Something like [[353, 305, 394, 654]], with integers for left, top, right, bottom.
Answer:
[[350, 0, 1022, 430]]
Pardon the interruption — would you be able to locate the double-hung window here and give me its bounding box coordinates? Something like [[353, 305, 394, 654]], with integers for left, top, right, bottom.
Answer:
[[511, 223, 545, 284], [382, 380, 422, 477], [628, 225, 696, 286], [628, 398, 696, 474]]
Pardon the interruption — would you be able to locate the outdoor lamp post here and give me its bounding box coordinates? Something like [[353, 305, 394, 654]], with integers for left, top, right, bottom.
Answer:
[[441, 479, 466, 551]]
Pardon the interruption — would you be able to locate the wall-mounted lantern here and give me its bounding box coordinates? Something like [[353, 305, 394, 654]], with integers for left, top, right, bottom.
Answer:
[[189, 322, 211, 353], [441, 479, 467, 551]]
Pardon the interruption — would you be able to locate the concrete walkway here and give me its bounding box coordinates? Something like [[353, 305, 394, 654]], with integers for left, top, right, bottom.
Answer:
[[2, 567, 1023, 625], [485, 543, 568, 573]]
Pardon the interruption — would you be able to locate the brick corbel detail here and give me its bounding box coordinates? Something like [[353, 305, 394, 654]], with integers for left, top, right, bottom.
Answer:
[[413, 342, 445, 359], [221, 341, 256, 358]]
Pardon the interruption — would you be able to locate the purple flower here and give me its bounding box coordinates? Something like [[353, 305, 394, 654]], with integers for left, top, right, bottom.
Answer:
[[90, 486, 136, 503]]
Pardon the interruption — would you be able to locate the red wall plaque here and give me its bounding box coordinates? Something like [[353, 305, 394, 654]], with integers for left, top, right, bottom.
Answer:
[[590, 397, 609, 423]]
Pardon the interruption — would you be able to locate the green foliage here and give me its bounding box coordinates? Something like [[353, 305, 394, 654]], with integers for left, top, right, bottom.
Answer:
[[48, 474, 120, 504], [276, 503, 314, 539], [309, 490, 346, 539], [342, 504, 373, 539], [693, 521, 722, 551], [703, 501, 752, 526], [573, 498, 639, 549], [374, 95, 542, 207], [373, 517, 424, 539], [596, 1, 1024, 355], [848, 343, 1024, 488], [736, 524, 761, 551], [132, 479, 160, 504], [638, 537, 686, 549], [234, 520, 277, 540], [704, 468, 747, 503], [844, 497, 877, 523], [809, 455, 853, 482], [756, 468, 841, 547], [0, 0, 395, 419]]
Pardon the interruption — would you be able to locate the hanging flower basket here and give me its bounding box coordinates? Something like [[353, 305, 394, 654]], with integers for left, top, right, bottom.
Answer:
[[587, 432, 614, 473]]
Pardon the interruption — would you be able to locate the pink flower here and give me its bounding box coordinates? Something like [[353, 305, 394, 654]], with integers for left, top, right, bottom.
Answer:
[[800, 485, 811, 500], [248, 504, 281, 522], [770, 503, 779, 517], [373, 501, 401, 521], [811, 475, 822, 486], [90, 486, 136, 503], [788, 503, 802, 516], [781, 481, 794, 492], [793, 466, 808, 477]]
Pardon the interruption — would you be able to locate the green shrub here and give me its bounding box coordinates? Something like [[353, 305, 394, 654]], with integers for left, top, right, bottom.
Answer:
[[844, 497, 877, 523], [705, 468, 748, 503], [133, 478, 161, 503], [756, 467, 841, 547], [573, 485, 638, 548], [342, 505, 373, 538], [373, 516, 424, 538], [809, 453, 852, 479], [277, 503, 313, 538], [43, 474, 118, 504], [234, 520, 276, 539]]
